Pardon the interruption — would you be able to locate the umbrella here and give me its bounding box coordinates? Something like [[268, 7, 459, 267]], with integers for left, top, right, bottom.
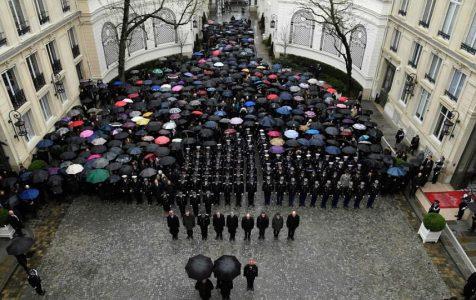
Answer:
[[92, 158, 109, 169], [80, 130, 94, 138], [213, 255, 241, 281], [159, 156, 176, 166], [325, 127, 339, 136], [163, 121, 177, 130], [325, 146, 341, 155], [270, 145, 285, 154], [106, 162, 122, 171], [353, 123, 366, 130], [387, 167, 406, 177], [19, 188, 40, 200], [86, 169, 110, 184], [66, 164, 84, 175], [185, 254, 214, 281], [32, 170, 49, 183], [155, 136, 170, 145], [140, 168, 157, 178], [230, 117, 243, 125], [36, 139, 53, 148], [342, 146, 356, 154], [6, 237, 35, 255], [91, 137, 107, 146], [284, 130, 298, 139]]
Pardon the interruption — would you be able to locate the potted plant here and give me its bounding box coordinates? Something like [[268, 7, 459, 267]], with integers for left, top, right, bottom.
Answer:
[[418, 212, 446, 243]]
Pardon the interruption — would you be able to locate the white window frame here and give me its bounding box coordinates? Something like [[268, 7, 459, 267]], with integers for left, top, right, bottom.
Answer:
[[425, 53, 442, 83], [463, 13, 476, 49], [8, 0, 27, 32], [39, 93, 52, 121], [440, 0, 461, 37], [420, 0, 435, 27], [408, 42, 422, 67], [390, 29, 401, 51], [415, 88, 431, 122], [400, 73, 412, 105], [399, 0, 409, 15], [26, 53, 41, 79], [433, 105, 452, 141], [67, 27, 77, 48], [22, 109, 36, 142], [446, 69, 466, 101]]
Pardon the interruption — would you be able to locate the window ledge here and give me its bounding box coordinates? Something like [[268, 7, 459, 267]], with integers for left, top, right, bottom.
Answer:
[[460, 43, 476, 55]]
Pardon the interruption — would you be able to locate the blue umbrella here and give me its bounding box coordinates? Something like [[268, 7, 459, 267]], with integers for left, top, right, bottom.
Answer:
[[309, 138, 325, 147], [272, 63, 282, 71], [193, 51, 203, 57], [184, 72, 193, 77], [151, 85, 161, 92], [359, 135, 370, 142], [214, 110, 226, 117], [128, 147, 142, 155], [222, 90, 233, 97], [387, 167, 406, 177], [20, 172, 32, 182], [276, 106, 292, 115], [244, 101, 255, 107], [305, 129, 319, 135], [279, 92, 292, 101], [36, 139, 53, 148], [19, 188, 40, 201], [143, 80, 152, 85], [284, 130, 299, 139], [112, 80, 123, 86], [259, 116, 275, 127], [193, 80, 202, 85], [325, 146, 341, 155], [297, 138, 310, 146], [204, 121, 218, 129], [207, 87, 216, 92]]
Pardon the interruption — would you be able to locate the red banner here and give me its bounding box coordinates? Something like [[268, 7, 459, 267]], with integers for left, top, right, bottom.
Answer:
[[424, 191, 467, 208]]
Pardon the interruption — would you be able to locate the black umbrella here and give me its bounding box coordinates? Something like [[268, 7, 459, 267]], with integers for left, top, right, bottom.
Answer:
[[119, 165, 133, 175], [114, 132, 129, 140], [60, 151, 76, 160], [6, 237, 35, 255], [185, 254, 214, 280], [140, 168, 157, 178], [2, 177, 18, 188], [48, 174, 63, 186], [91, 145, 107, 154], [342, 146, 356, 155], [106, 162, 122, 171], [32, 170, 49, 183], [213, 255, 241, 281], [159, 156, 176, 166], [357, 144, 371, 153], [325, 127, 339, 136], [146, 144, 160, 152], [107, 140, 122, 148]]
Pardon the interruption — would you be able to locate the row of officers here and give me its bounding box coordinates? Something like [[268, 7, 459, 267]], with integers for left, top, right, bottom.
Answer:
[[166, 210, 301, 241]]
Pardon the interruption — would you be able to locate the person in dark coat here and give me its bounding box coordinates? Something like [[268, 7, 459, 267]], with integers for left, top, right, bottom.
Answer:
[[27, 269, 45, 295], [243, 259, 258, 291], [246, 179, 257, 207], [298, 178, 308, 207], [342, 182, 353, 208], [310, 180, 320, 207], [431, 156, 445, 184], [197, 213, 210, 240], [321, 180, 332, 209], [456, 194, 470, 220], [241, 213, 254, 241], [15, 253, 29, 272], [167, 210, 180, 240], [213, 211, 225, 240], [161, 190, 171, 213], [428, 200, 441, 214], [262, 177, 273, 205], [276, 177, 286, 206], [189, 191, 200, 217], [195, 278, 214, 300], [354, 181, 365, 209], [395, 128, 405, 145], [182, 210, 196, 239], [176, 191, 187, 216], [463, 272, 476, 300], [367, 180, 379, 208], [223, 180, 232, 205], [272, 212, 284, 238], [203, 190, 213, 215], [410, 135, 420, 155], [331, 181, 342, 208], [286, 210, 300, 240], [7, 210, 24, 236], [287, 178, 297, 207], [131, 176, 142, 204], [226, 212, 239, 241], [234, 180, 244, 207], [219, 280, 233, 300], [256, 212, 269, 240]]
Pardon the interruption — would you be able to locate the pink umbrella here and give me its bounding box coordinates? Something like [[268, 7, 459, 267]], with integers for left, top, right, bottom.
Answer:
[[212, 50, 221, 56], [336, 104, 347, 109], [80, 130, 94, 138], [170, 113, 181, 120], [87, 154, 102, 160], [305, 111, 316, 118], [172, 85, 183, 92], [155, 136, 170, 145], [198, 58, 207, 64], [267, 131, 281, 138], [339, 96, 348, 102]]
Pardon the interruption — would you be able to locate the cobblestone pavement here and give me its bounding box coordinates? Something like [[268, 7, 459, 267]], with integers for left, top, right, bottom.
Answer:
[[20, 194, 451, 300]]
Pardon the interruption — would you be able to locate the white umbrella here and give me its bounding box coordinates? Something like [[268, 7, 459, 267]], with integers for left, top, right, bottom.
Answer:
[[214, 62, 224, 67], [230, 117, 243, 125], [353, 123, 367, 130], [91, 137, 107, 145], [123, 98, 133, 103], [163, 121, 177, 130], [66, 164, 84, 175], [142, 135, 154, 142], [290, 86, 301, 92], [308, 78, 318, 85], [299, 83, 309, 89], [129, 111, 142, 117], [284, 129, 299, 139], [131, 116, 144, 122], [56, 127, 70, 135], [169, 108, 181, 114], [172, 138, 182, 143], [317, 80, 325, 86], [161, 84, 171, 92]]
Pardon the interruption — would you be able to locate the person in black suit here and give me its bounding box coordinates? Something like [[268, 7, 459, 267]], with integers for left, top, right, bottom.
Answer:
[[234, 180, 244, 207], [213, 211, 225, 240], [166, 210, 180, 240], [256, 212, 269, 240], [195, 278, 214, 300], [243, 259, 258, 291], [197, 213, 210, 240], [7, 210, 24, 236], [241, 213, 254, 241], [246, 179, 257, 207], [226, 212, 239, 241], [286, 210, 300, 240], [262, 176, 273, 205], [276, 177, 286, 206], [223, 180, 232, 205]]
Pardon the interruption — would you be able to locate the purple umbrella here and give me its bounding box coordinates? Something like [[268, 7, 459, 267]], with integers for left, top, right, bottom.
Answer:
[[270, 146, 285, 154]]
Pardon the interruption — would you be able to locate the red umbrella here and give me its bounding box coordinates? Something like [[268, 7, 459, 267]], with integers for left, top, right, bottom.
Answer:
[[327, 88, 337, 94], [197, 90, 207, 96], [254, 72, 263, 78], [115, 101, 127, 107], [192, 110, 203, 116], [212, 50, 221, 56], [267, 130, 281, 137], [143, 153, 156, 160], [87, 154, 102, 160], [339, 96, 348, 102], [268, 74, 277, 80], [128, 93, 139, 99], [262, 80, 271, 85], [136, 80, 143, 85], [155, 136, 170, 145], [69, 120, 84, 128], [224, 128, 236, 135], [341, 129, 353, 137], [267, 94, 278, 101]]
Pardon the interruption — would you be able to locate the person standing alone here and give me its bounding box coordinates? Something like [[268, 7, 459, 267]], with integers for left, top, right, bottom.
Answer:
[[243, 259, 258, 291], [182, 210, 196, 239], [167, 210, 180, 240], [256, 212, 269, 240], [27, 269, 45, 296], [286, 211, 300, 240]]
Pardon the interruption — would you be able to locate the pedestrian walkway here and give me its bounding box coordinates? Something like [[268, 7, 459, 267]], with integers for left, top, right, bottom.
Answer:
[[250, 11, 272, 64]]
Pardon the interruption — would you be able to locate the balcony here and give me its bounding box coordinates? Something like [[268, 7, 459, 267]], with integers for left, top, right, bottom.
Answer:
[[32, 73, 46, 91], [38, 11, 50, 25], [444, 90, 458, 102], [72, 44, 80, 58], [461, 42, 476, 55], [424, 73, 435, 84], [51, 59, 62, 75], [0, 32, 6, 47], [398, 10, 407, 16], [16, 21, 30, 36], [9, 89, 27, 110], [62, 0, 70, 12], [438, 30, 450, 40], [418, 20, 429, 28]]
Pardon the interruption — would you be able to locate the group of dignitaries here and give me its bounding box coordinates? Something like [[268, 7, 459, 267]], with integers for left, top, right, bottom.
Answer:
[[167, 210, 300, 241]]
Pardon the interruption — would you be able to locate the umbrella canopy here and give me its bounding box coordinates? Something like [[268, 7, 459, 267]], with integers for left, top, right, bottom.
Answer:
[[230, 117, 243, 125], [140, 168, 157, 178], [325, 146, 341, 155], [19, 188, 40, 201], [159, 156, 176, 166], [6, 237, 35, 255], [325, 127, 339, 136], [86, 169, 110, 184], [66, 164, 84, 175], [185, 254, 214, 280], [387, 167, 406, 177], [284, 130, 298, 139], [213, 255, 241, 281]]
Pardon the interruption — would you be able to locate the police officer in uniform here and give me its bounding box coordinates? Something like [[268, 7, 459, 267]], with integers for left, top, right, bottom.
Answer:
[[262, 176, 273, 206], [321, 180, 332, 209]]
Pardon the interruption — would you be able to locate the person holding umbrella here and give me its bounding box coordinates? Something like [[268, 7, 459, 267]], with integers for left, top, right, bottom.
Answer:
[[286, 210, 300, 240], [167, 210, 180, 240], [226, 212, 238, 241], [243, 259, 258, 291], [195, 279, 214, 300], [182, 210, 196, 239], [186, 254, 214, 299], [241, 213, 254, 241], [213, 255, 241, 300], [7, 210, 24, 236]]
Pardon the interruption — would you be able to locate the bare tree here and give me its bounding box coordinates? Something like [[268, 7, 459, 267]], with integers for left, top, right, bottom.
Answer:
[[300, 0, 358, 92], [277, 24, 290, 56], [102, 0, 201, 81], [176, 29, 190, 56]]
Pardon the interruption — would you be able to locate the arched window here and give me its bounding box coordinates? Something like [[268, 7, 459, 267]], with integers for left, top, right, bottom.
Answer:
[[101, 22, 119, 68], [350, 25, 367, 69], [128, 14, 146, 54], [153, 8, 176, 46], [290, 10, 314, 48], [320, 26, 341, 56]]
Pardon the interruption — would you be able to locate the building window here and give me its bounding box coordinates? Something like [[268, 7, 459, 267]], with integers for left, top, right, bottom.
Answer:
[[461, 13, 476, 55], [433, 105, 452, 141], [8, 0, 30, 36], [390, 29, 401, 52], [61, 0, 70, 12], [400, 74, 413, 104], [26, 53, 46, 91], [68, 27, 80, 58], [438, 0, 461, 40], [75, 63, 84, 81], [34, 0, 49, 25], [2, 67, 26, 109], [39, 93, 52, 121], [57, 80, 68, 103], [415, 88, 431, 122], [350, 25, 367, 69], [290, 9, 315, 48], [424, 53, 442, 84], [445, 69, 466, 101], [101, 22, 119, 68], [22, 110, 36, 142], [46, 41, 62, 75], [398, 0, 409, 16], [408, 42, 422, 68], [0, 23, 7, 47], [153, 8, 177, 46], [419, 0, 435, 28]]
